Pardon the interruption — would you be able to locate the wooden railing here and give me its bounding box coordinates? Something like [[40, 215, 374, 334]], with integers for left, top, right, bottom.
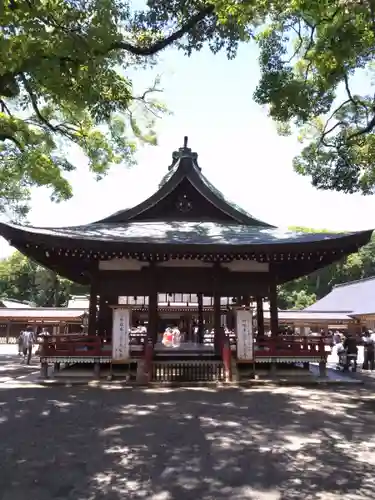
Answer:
[[224, 335, 327, 358], [253, 336, 326, 359], [152, 360, 224, 383], [38, 333, 328, 361], [39, 334, 145, 359], [204, 332, 237, 349], [0, 335, 16, 344], [40, 335, 108, 358]]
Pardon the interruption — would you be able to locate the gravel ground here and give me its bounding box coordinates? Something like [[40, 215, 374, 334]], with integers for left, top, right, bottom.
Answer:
[[1, 370, 375, 500]]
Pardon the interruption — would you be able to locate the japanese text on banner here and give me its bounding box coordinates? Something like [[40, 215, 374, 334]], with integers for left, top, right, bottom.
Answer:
[[112, 308, 130, 361]]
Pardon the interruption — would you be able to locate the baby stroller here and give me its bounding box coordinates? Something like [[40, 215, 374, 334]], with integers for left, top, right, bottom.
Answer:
[[337, 349, 357, 372]]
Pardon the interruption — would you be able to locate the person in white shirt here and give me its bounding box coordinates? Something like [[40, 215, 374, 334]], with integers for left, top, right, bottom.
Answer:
[[20, 326, 35, 365], [333, 331, 342, 345], [362, 330, 374, 370]]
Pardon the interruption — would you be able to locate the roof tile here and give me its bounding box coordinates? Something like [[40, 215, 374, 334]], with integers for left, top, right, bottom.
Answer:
[[0, 221, 368, 247], [305, 276, 375, 315]]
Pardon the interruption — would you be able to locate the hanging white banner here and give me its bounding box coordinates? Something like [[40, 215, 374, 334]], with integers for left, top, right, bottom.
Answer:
[[236, 309, 253, 360], [112, 307, 131, 362]]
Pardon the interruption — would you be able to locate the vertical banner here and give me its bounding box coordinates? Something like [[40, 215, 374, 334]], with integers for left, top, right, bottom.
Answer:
[[236, 309, 253, 360], [112, 307, 130, 362]]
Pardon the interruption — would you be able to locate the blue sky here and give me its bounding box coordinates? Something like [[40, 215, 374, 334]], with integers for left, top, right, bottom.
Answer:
[[1, 42, 375, 259]]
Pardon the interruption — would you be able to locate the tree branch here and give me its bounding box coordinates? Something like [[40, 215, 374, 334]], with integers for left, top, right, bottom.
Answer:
[[1, 6, 214, 83], [20, 73, 58, 132], [20, 73, 79, 140], [348, 114, 375, 140], [107, 6, 214, 57], [0, 132, 23, 150], [0, 99, 12, 116], [320, 121, 345, 146], [287, 21, 304, 64], [341, 72, 375, 141], [343, 72, 368, 109], [319, 99, 352, 146]]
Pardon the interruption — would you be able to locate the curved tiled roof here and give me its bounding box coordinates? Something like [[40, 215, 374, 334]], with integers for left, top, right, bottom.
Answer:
[[305, 275, 375, 316], [0, 308, 85, 320], [96, 142, 274, 227], [0, 220, 371, 247], [0, 140, 373, 287]]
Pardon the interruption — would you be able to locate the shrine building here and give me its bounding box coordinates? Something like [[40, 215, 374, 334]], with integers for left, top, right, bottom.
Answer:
[[0, 138, 372, 382]]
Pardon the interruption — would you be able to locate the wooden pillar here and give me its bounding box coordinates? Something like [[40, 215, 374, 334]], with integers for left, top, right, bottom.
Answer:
[[148, 265, 158, 344], [186, 314, 191, 342], [269, 282, 279, 338], [214, 292, 221, 353], [103, 295, 117, 340], [5, 322, 10, 344], [148, 291, 158, 344], [98, 294, 106, 338], [319, 360, 327, 378], [98, 294, 117, 339], [229, 309, 235, 330], [88, 277, 98, 337], [198, 293, 204, 343], [256, 296, 265, 337]]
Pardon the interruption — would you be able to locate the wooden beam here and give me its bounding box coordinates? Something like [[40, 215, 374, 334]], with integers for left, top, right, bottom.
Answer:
[[88, 268, 99, 336], [256, 296, 265, 337], [213, 292, 221, 354], [269, 282, 278, 338], [98, 269, 270, 295], [147, 263, 158, 343], [197, 293, 203, 342]]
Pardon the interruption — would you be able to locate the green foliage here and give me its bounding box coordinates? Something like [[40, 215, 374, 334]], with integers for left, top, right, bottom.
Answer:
[[251, 0, 375, 194], [0, 0, 261, 216], [2, 0, 375, 215], [129, 0, 375, 194], [279, 229, 375, 309], [0, 252, 88, 306], [278, 287, 316, 310], [0, 0, 172, 216]]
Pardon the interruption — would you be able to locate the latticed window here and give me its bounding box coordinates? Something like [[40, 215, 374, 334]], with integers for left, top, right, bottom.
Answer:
[[203, 296, 212, 306]]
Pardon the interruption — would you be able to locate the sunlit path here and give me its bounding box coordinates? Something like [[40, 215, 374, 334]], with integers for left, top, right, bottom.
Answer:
[[0, 384, 375, 499]]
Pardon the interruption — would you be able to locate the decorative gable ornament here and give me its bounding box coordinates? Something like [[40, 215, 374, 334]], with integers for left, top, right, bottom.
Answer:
[[176, 194, 193, 213]]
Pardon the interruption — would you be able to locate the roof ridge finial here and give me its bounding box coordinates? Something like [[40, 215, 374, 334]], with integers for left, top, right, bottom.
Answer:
[[168, 136, 198, 171]]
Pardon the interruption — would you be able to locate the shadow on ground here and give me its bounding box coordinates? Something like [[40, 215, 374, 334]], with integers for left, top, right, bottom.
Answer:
[[0, 384, 374, 500], [0, 355, 38, 381]]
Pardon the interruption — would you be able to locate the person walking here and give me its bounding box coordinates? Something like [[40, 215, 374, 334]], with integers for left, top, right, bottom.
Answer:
[[17, 331, 23, 356], [20, 326, 35, 365], [362, 330, 375, 370]]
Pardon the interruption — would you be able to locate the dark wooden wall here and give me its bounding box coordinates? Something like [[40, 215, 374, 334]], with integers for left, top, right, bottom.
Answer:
[[131, 178, 235, 222], [97, 268, 270, 296]]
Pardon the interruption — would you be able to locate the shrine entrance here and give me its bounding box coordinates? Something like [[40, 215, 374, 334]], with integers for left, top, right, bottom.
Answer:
[[126, 292, 232, 354], [4, 138, 372, 383]]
